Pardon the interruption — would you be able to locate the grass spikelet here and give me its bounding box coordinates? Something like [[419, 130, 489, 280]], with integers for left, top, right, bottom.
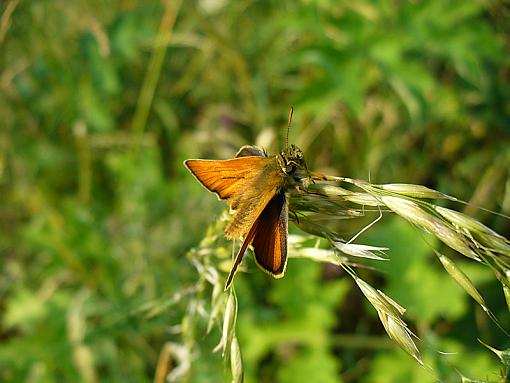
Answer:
[[354, 276, 406, 322], [291, 246, 342, 265], [435, 206, 504, 238], [478, 340, 510, 369], [435, 251, 488, 311], [381, 183, 451, 199], [378, 310, 422, 365], [303, 183, 383, 206], [381, 196, 480, 261], [377, 195, 431, 225], [207, 283, 226, 334], [354, 276, 395, 315], [478, 232, 510, 256], [329, 239, 388, 260], [502, 284, 510, 314], [478, 339, 510, 380], [214, 290, 237, 357], [377, 289, 406, 316], [230, 336, 244, 383], [352, 273, 421, 363]]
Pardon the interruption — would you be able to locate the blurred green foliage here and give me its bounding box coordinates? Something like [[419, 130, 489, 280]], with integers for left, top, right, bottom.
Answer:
[[1, 0, 510, 382]]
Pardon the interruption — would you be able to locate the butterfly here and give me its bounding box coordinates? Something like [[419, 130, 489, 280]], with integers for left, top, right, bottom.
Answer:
[[184, 109, 310, 289]]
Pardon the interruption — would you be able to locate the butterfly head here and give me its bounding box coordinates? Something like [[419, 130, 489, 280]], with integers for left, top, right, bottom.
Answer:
[[278, 144, 307, 176]]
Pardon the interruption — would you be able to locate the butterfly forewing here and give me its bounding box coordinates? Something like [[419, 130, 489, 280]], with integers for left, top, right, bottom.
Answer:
[[184, 157, 267, 200], [185, 156, 284, 238]]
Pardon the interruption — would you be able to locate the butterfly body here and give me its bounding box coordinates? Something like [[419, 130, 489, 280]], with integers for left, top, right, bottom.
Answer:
[[184, 144, 307, 288]]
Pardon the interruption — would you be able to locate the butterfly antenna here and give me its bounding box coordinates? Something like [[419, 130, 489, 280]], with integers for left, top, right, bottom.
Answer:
[[286, 107, 293, 151]]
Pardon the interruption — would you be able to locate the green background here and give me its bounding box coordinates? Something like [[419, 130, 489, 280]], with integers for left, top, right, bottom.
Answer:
[[1, 1, 510, 382]]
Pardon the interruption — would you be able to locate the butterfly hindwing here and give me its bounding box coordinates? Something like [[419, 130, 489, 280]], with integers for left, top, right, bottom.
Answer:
[[224, 192, 287, 289], [252, 192, 288, 277]]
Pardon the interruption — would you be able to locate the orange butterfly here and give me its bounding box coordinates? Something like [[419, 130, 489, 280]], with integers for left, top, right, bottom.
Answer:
[[184, 110, 309, 289]]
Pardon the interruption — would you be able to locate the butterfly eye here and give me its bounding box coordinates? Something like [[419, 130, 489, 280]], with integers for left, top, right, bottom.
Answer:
[[285, 164, 294, 174]]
